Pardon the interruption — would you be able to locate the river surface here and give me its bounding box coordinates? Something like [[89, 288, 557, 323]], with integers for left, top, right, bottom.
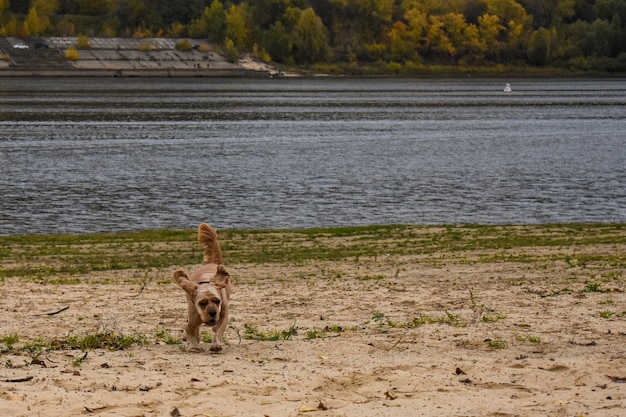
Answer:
[[1, 77, 625, 235]]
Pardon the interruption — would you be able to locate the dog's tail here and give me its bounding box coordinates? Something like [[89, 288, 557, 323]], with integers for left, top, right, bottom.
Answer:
[[198, 223, 222, 264]]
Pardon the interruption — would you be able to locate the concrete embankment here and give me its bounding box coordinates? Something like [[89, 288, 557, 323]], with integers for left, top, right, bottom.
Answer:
[[0, 36, 273, 77]]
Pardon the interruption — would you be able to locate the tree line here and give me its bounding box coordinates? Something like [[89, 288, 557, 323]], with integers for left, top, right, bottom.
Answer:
[[1, 0, 625, 73]]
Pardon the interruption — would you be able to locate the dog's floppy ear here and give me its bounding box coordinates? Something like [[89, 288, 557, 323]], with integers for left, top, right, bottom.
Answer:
[[213, 265, 230, 289], [173, 269, 197, 296]]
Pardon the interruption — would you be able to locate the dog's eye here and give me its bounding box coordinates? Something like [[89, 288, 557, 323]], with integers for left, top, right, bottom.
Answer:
[[198, 301, 208, 307], [214, 299, 221, 306]]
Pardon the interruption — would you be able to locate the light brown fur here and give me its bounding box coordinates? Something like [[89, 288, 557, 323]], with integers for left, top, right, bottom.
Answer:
[[173, 223, 231, 352]]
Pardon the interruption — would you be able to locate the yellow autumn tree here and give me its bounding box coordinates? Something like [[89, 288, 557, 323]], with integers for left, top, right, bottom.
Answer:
[[225, 3, 249, 49], [25, 7, 42, 35]]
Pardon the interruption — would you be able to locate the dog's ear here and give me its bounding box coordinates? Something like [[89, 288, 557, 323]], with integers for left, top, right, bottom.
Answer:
[[213, 265, 230, 289], [173, 269, 197, 296]]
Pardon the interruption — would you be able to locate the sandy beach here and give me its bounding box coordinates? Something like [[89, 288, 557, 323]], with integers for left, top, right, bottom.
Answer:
[[1, 226, 625, 416]]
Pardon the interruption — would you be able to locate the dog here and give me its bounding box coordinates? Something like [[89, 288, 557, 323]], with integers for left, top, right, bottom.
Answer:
[[173, 223, 231, 352]]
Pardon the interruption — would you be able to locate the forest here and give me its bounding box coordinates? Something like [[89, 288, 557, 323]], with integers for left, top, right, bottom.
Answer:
[[1, 0, 626, 74]]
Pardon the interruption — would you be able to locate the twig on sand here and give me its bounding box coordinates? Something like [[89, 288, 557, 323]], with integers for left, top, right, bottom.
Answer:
[[3, 376, 34, 383], [34, 306, 69, 316], [131, 270, 158, 298]]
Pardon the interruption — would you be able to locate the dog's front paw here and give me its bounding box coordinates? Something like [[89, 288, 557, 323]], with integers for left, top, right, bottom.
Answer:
[[189, 346, 204, 353], [209, 343, 223, 353]]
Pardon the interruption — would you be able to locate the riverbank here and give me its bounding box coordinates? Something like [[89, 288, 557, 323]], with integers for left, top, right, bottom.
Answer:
[[1, 224, 625, 416]]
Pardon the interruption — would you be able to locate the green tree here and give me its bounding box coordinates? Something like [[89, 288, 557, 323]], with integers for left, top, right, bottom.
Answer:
[[33, 0, 60, 16], [517, 0, 576, 28], [582, 18, 615, 56], [401, 0, 467, 14], [264, 21, 291, 63], [293, 7, 329, 64], [528, 27, 551, 64], [223, 37, 239, 62], [556, 18, 589, 59], [189, 1, 226, 42], [79, 0, 109, 15], [250, 0, 291, 30]]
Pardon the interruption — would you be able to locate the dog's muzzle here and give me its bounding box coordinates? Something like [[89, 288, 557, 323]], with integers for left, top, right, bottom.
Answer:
[[205, 310, 218, 326]]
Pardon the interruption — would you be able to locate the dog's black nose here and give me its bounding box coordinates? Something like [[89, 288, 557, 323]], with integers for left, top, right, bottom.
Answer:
[[209, 309, 217, 318]]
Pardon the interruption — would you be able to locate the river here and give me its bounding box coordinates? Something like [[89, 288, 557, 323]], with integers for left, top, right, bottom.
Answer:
[[1, 77, 625, 235]]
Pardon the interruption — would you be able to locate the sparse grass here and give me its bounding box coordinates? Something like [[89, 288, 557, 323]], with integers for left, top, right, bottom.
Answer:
[[243, 323, 298, 341], [360, 274, 385, 281], [65, 331, 146, 351], [371, 311, 467, 329], [516, 334, 545, 344], [581, 283, 608, 293], [487, 338, 507, 349], [1, 224, 624, 282], [482, 313, 507, 323], [201, 331, 213, 344], [599, 311, 615, 319], [305, 324, 357, 340], [154, 327, 182, 345], [1, 333, 19, 350], [468, 290, 505, 323]]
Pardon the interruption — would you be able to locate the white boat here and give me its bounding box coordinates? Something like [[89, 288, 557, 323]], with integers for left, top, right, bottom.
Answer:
[[504, 83, 512, 93]]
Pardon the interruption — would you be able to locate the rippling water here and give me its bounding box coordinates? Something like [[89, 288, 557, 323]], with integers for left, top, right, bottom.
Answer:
[[1, 77, 625, 235]]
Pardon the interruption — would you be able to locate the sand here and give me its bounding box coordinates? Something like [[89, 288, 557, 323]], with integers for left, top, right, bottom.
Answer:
[[1, 243, 625, 416]]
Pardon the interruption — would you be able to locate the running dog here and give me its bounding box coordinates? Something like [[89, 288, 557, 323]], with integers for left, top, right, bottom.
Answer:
[[173, 223, 231, 352]]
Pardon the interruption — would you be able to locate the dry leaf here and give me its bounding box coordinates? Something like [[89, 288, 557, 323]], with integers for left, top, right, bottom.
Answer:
[[6, 396, 25, 401], [299, 405, 318, 412]]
